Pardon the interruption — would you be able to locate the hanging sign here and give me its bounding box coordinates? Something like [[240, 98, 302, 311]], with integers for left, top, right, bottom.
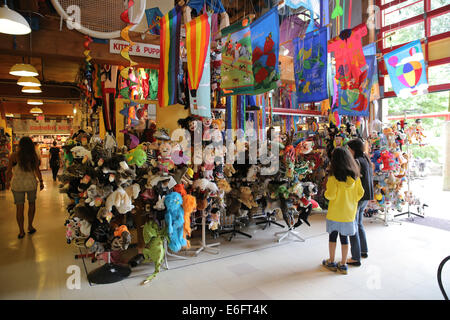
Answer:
[[110, 40, 160, 59]]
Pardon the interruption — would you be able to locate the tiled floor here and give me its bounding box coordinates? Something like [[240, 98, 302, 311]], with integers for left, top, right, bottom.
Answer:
[[0, 171, 448, 300]]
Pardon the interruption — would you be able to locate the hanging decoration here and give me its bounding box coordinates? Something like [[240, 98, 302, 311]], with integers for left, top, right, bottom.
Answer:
[[383, 40, 428, 99], [185, 13, 211, 111], [328, 23, 367, 90], [83, 35, 93, 64], [337, 55, 375, 117], [158, 6, 182, 107], [363, 43, 380, 101], [120, 0, 138, 80], [250, 7, 280, 95], [220, 21, 254, 96], [145, 7, 163, 35], [293, 27, 328, 103]]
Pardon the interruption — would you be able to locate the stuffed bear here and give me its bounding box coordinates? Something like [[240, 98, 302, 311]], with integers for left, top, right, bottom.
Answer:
[[164, 192, 187, 253]]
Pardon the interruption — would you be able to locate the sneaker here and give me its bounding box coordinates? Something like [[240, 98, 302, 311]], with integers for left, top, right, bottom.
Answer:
[[337, 262, 348, 274], [322, 259, 337, 272]]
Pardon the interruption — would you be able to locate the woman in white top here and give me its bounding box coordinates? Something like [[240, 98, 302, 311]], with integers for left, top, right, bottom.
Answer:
[[5, 137, 44, 239]]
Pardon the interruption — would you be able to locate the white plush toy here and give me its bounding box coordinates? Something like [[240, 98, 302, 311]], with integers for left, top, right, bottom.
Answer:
[[193, 178, 219, 195], [71, 146, 92, 164], [105, 186, 134, 214], [79, 220, 92, 237], [125, 183, 141, 200]]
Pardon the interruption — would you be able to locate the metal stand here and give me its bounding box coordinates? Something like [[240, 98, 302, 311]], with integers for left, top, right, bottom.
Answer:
[[370, 207, 402, 226], [161, 220, 188, 270], [189, 213, 220, 255], [87, 251, 131, 284], [274, 227, 305, 243], [220, 217, 252, 241], [255, 211, 285, 230]]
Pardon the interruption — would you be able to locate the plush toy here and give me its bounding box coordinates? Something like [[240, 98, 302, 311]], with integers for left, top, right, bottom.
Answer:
[[371, 149, 382, 172], [142, 220, 167, 284], [71, 146, 93, 164], [156, 141, 174, 174], [164, 192, 187, 253], [182, 194, 196, 248], [380, 149, 395, 171], [202, 117, 213, 142], [105, 186, 134, 214], [126, 145, 147, 167], [202, 145, 215, 180], [294, 182, 319, 228], [238, 186, 258, 211], [111, 225, 132, 251], [223, 164, 236, 177]]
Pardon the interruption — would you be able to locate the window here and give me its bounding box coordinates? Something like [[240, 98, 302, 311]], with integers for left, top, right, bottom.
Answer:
[[384, 22, 425, 47], [383, 0, 424, 27], [430, 12, 450, 36], [428, 64, 450, 86], [431, 0, 449, 10]]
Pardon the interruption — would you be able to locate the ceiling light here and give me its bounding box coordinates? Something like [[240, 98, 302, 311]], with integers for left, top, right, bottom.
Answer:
[[29, 107, 43, 114], [9, 63, 38, 76], [0, 3, 31, 35], [27, 99, 43, 105], [5, 113, 14, 117], [17, 76, 41, 87], [22, 86, 41, 93]]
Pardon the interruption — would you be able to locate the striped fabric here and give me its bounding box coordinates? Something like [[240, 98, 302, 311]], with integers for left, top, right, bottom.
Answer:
[[158, 6, 182, 107]]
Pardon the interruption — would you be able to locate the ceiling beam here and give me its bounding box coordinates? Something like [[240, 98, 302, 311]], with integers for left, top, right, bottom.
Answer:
[[2, 101, 75, 116], [0, 80, 80, 102], [0, 18, 160, 69]]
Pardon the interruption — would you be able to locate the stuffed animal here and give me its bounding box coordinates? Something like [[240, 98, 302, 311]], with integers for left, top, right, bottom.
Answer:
[[380, 149, 395, 171], [105, 186, 134, 214], [223, 164, 236, 177], [126, 145, 147, 167], [202, 117, 213, 142], [182, 194, 196, 248], [111, 225, 132, 251], [71, 146, 93, 164], [371, 149, 382, 172], [238, 186, 258, 210], [142, 221, 167, 284], [164, 192, 187, 253]]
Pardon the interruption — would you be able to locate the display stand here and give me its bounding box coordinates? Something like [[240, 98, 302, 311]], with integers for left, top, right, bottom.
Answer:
[[370, 207, 402, 226], [394, 112, 425, 221], [220, 216, 252, 241], [255, 210, 285, 230], [189, 213, 220, 255], [87, 251, 131, 284], [162, 220, 188, 270], [274, 227, 305, 243]]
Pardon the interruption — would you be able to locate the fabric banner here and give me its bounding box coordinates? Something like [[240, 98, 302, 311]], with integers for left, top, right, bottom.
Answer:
[[190, 16, 212, 118], [337, 55, 375, 117], [145, 7, 163, 35], [384, 40, 428, 98], [220, 22, 254, 96], [158, 6, 182, 107], [186, 13, 211, 112], [250, 7, 280, 95], [363, 43, 380, 101], [293, 27, 328, 103]]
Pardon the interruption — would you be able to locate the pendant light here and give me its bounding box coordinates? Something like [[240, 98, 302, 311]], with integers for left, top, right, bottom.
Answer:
[[17, 76, 41, 86], [9, 63, 38, 77], [0, 1, 31, 35], [27, 99, 43, 105], [29, 107, 43, 114], [22, 86, 41, 93]]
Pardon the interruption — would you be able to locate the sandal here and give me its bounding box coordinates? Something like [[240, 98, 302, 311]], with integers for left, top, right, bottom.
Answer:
[[28, 228, 36, 235], [322, 259, 337, 272], [337, 262, 348, 274]]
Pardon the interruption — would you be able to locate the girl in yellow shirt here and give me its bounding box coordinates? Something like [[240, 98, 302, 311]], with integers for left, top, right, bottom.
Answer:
[[323, 147, 364, 274]]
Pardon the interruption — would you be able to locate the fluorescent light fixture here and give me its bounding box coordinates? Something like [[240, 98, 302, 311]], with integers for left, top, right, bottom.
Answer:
[[5, 113, 14, 117], [27, 99, 43, 105], [9, 63, 38, 76], [17, 76, 41, 87], [22, 86, 42, 93], [0, 3, 31, 35]]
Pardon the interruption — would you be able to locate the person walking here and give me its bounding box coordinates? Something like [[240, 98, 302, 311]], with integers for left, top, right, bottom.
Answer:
[[49, 141, 61, 181], [346, 138, 374, 266], [323, 147, 364, 274], [5, 137, 44, 239]]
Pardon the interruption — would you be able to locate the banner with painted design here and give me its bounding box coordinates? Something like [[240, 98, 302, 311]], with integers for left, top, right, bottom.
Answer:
[[363, 43, 380, 101], [383, 40, 428, 98], [337, 55, 375, 117], [220, 22, 254, 96], [250, 7, 280, 95], [293, 27, 328, 103]]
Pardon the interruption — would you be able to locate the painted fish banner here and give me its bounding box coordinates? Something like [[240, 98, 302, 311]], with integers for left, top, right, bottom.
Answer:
[[383, 40, 428, 98], [363, 43, 380, 101], [337, 55, 375, 117], [220, 22, 254, 96], [250, 7, 280, 95], [293, 27, 328, 103]]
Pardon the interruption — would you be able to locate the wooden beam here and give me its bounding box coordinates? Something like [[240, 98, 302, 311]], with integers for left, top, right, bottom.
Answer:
[[0, 18, 160, 69]]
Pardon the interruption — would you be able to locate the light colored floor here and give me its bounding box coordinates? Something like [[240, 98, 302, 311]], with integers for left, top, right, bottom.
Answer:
[[0, 171, 448, 300]]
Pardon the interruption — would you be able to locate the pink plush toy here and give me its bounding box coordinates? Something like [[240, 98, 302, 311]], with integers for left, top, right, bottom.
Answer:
[[380, 149, 395, 171]]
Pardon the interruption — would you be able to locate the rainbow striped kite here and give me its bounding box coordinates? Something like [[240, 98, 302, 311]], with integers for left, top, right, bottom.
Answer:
[[185, 13, 210, 108], [158, 6, 181, 107]]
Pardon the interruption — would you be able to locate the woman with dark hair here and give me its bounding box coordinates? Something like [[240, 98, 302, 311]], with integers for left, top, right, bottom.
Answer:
[[323, 147, 364, 275], [346, 138, 374, 266], [5, 137, 44, 239], [49, 141, 61, 181]]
